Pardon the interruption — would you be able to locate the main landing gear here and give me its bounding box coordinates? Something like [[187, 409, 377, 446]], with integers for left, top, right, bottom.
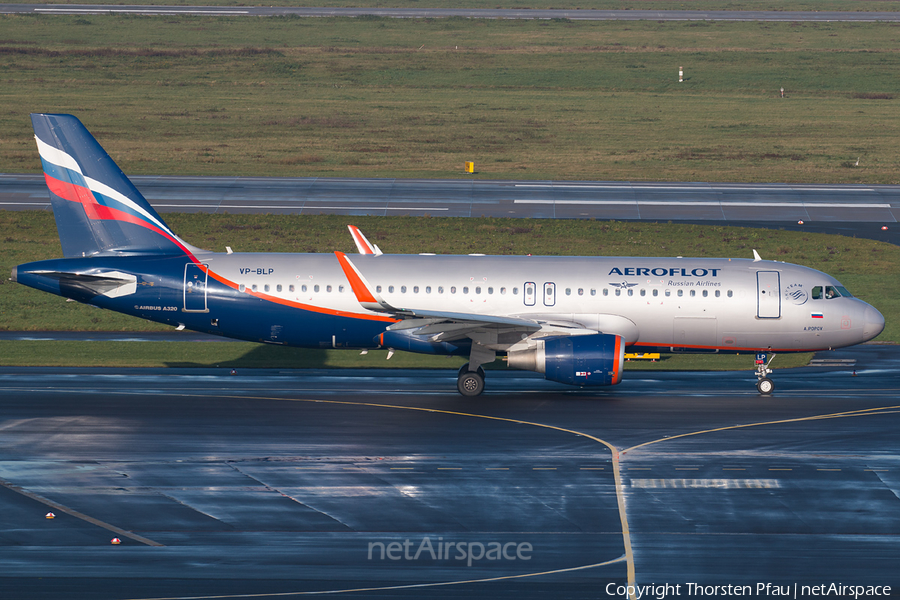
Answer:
[[457, 363, 486, 397], [456, 341, 495, 397], [755, 352, 776, 395]]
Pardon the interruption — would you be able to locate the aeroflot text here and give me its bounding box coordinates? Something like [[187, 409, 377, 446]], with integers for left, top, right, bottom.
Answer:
[[608, 267, 721, 277], [604, 583, 891, 599]]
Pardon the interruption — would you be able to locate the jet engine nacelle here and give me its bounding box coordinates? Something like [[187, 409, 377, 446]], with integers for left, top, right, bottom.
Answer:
[[507, 333, 625, 386]]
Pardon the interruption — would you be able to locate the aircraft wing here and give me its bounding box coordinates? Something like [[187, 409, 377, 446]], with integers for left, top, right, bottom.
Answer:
[[333, 252, 637, 346], [335, 251, 543, 341]]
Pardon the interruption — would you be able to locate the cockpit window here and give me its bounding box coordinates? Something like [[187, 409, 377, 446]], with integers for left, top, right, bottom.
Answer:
[[835, 286, 853, 298], [813, 285, 848, 299]]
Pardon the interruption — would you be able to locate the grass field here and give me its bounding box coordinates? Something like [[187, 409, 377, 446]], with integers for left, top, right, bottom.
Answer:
[[3, 16, 900, 182], [8, 1, 900, 11]]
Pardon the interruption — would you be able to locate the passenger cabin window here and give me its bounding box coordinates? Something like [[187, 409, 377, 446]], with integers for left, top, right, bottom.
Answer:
[[389, 286, 395, 293], [314, 285, 320, 292], [603, 289, 609, 297], [426, 286, 431, 294], [677, 290, 683, 297], [413, 286, 419, 293], [715, 290, 720, 298], [302, 284, 307, 292], [289, 285, 295, 293], [652, 289, 658, 297], [276, 284, 282, 293], [615, 289, 621, 296], [451, 286, 457, 294], [376, 285, 382, 293], [264, 284, 270, 292], [565, 288, 571, 296], [463, 287, 469, 294], [578, 288, 584, 296], [727, 290, 733, 298], [590, 289, 596, 296], [401, 286, 407, 293], [640, 289, 646, 297], [326, 285, 332, 292]]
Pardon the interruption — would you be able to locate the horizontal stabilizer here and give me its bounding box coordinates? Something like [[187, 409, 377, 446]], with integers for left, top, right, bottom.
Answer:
[[27, 270, 137, 298]]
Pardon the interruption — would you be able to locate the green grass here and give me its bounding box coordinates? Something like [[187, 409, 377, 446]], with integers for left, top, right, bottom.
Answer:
[[2, 17, 900, 182], [0, 341, 814, 372], [2, 212, 898, 343], [8, 1, 900, 10]]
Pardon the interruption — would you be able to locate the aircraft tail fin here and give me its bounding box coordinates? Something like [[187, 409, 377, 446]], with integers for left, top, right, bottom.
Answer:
[[31, 113, 198, 258]]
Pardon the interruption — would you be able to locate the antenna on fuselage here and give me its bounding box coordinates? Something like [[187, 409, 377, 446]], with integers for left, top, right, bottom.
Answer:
[[752, 249, 762, 262]]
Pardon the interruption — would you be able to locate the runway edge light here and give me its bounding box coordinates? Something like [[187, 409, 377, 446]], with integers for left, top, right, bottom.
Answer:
[[45, 512, 55, 519], [111, 537, 122, 545]]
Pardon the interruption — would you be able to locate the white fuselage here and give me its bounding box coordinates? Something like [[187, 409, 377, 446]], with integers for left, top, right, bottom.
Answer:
[[199, 252, 884, 353]]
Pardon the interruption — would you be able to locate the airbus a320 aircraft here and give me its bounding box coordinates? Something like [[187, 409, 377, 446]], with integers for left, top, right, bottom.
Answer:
[[12, 114, 885, 395]]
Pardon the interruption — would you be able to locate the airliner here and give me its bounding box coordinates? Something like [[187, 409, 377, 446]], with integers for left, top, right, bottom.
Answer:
[[11, 114, 885, 395]]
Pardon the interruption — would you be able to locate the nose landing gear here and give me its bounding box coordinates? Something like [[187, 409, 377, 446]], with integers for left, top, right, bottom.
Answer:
[[755, 353, 776, 395]]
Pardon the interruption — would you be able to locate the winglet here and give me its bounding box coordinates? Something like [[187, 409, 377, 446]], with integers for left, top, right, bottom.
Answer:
[[348, 225, 383, 256], [335, 251, 392, 312]]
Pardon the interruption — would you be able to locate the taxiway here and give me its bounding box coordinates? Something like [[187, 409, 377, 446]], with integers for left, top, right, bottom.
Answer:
[[1, 345, 898, 599]]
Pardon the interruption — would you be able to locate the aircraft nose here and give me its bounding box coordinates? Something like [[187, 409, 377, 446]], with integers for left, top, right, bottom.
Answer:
[[863, 304, 885, 341]]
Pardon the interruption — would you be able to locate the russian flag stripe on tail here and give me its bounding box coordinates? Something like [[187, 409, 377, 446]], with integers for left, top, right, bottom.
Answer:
[[31, 113, 198, 259]]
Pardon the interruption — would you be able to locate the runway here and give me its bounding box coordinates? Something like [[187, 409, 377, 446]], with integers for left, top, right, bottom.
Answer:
[[3, 5, 900, 22], [1, 344, 898, 599], [3, 174, 898, 244]]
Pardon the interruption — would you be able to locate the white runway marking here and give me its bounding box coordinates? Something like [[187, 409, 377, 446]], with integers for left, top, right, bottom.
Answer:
[[514, 200, 891, 208]]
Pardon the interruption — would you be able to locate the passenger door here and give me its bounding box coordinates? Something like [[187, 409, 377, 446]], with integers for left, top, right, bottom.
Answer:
[[756, 271, 780, 318]]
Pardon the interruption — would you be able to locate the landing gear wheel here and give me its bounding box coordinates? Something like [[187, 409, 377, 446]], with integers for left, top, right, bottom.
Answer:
[[756, 377, 775, 395], [457, 369, 485, 397]]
